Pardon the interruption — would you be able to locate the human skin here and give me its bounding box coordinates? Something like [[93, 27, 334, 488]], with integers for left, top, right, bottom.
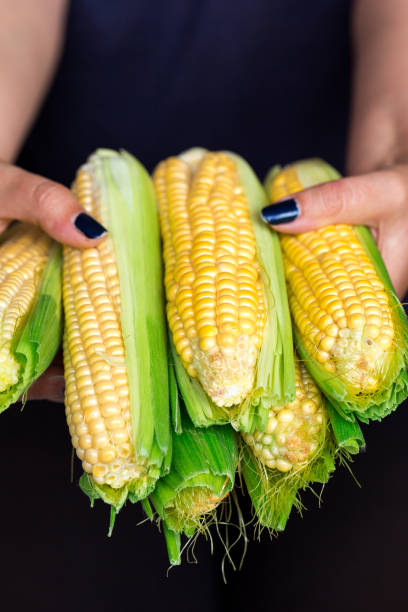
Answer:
[[2, 0, 408, 399], [266, 0, 408, 299], [0, 0, 104, 400]]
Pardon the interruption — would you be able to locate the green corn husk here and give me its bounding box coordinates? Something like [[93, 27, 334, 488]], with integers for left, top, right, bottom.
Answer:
[[241, 399, 364, 531], [0, 227, 62, 413], [150, 413, 238, 566], [167, 148, 295, 433], [265, 158, 408, 423], [69, 149, 171, 513], [148, 351, 239, 565]]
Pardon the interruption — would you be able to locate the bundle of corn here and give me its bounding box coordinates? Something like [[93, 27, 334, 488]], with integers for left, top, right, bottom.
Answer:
[[153, 148, 295, 432], [241, 352, 364, 531], [265, 159, 408, 423], [0, 223, 62, 412], [63, 149, 171, 512]]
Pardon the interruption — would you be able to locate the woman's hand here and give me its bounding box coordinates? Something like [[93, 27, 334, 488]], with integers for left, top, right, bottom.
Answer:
[[261, 165, 408, 298], [0, 160, 106, 245], [263, 0, 408, 300], [0, 161, 107, 403]]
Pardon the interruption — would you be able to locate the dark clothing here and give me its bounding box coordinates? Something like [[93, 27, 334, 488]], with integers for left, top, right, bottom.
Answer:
[[19, 0, 351, 183], [5, 1, 404, 611]]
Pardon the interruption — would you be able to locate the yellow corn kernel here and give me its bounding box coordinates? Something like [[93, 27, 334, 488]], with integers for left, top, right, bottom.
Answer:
[[243, 355, 325, 472], [154, 152, 266, 406], [63, 167, 146, 488], [268, 167, 395, 395], [0, 224, 52, 392]]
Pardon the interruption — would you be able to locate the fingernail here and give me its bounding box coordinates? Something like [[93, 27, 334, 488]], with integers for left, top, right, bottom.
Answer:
[[73, 213, 107, 239], [261, 199, 299, 225]]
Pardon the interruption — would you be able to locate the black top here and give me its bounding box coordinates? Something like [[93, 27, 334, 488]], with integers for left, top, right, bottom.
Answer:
[[19, 0, 351, 182], [5, 2, 404, 611]]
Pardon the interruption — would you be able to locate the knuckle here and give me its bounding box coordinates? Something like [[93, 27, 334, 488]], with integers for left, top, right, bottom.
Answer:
[[317, 180, 346, 218], [33, 180, 67, 216], [386, 168, 407, 210]]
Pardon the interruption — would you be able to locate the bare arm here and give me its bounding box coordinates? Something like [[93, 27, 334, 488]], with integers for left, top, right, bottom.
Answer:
[[0, 0, 105, 246], [348, 0, 408, 173], [262, 0, 408, 298], [0, 2, 106, 401], [0, 0, 68, 161]]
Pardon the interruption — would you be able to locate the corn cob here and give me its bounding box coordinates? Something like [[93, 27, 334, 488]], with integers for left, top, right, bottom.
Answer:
[[241, 343, 364, 530], [265, 159, 408, 422], [150, 404, 238, 565], [243, 354, 326, 472], [154, 148, 295, 431], [63, 149, 170, 508], [0, 223, 61, 411]]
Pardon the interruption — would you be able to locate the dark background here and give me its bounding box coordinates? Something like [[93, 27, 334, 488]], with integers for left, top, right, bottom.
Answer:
[[1, 0, 406, 610]]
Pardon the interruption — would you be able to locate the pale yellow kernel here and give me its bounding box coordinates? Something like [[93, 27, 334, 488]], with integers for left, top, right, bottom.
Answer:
[[98, 447, 117, 464], [76, 447, 85, 460], [106, 415, 125, 430], [92, 464, 108, 479], [261, 447, 274, 461], [316, 350, 330, 363], [78, 434, 92, 450], [218, 334, 237, 349], [348, 313, 365, 329], [347, 304, 365, 316], [72, 412, 84, 425], [80, 395, 99, 410], [276, 459, 292, 472], [83, 406, 100, 422], [365, 325, 380, 339], [85, 449, 99, 465], [187, 364, 196, 377], [88, 420, 105, 435], [378, 336, 393, 351], [100, 403, 120, 417], [277, 409, 294, 424], [239, 320, 256, 335], [200, 336, 217, 351], [198, 324, 217, 337], [319, 335, 335, 352], [75, 423, 88, 436], [195, 296, 216, 311], [82, 461, 93, 473], [366, 315, 382, 327], [326, 324, 339, 337], [110, 429, 128, 444], [318, 314, 334, 330], [93, 432, 109, 448], [174, 336, 190, 354], [302, 400, 317, 415], [181, 345, 193, 363], [265, 417, 278, 434]]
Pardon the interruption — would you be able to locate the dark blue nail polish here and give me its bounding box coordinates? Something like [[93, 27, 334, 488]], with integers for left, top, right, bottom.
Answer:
[[74, 213, 107, 238], [261, 199, 299, 225]]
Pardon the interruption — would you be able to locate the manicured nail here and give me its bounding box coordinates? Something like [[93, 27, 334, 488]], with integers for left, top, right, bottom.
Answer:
[[74, 213, 107, 239], [261, 199, 299, 225]]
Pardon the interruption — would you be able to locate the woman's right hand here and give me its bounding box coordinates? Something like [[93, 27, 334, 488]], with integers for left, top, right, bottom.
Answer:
[[0, 160, 106, 246]]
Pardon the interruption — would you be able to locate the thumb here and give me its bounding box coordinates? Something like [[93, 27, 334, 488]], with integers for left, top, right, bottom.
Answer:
[[0, 161, 107, 247], [261, 168, 407, 233]]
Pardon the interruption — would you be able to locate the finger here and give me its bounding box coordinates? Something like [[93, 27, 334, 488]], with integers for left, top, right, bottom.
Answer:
[[25, 366, 65, 403], [0, 161, 107, 247], [261, 167, 408, 233], [377, 222, 408, 299]]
